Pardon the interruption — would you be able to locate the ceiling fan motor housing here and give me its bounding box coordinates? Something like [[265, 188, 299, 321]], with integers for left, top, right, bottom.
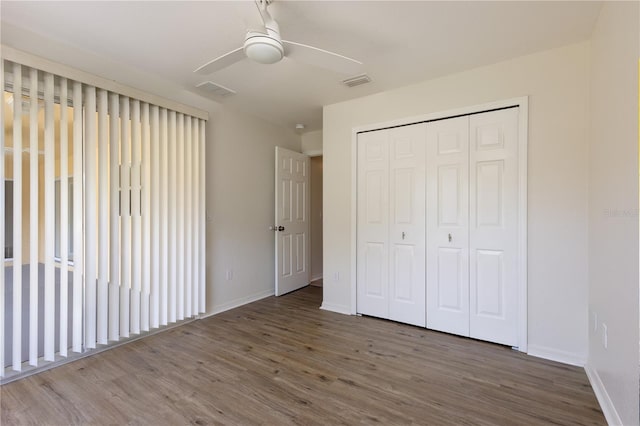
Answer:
[[244, 30, 284, 64]]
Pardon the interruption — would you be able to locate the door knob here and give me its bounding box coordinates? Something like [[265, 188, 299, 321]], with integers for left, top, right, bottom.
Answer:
[[448, 233, 452, 242], [278, 226, 285, 231], [402, 231, 406, 240], [269, 225, 285, 231]]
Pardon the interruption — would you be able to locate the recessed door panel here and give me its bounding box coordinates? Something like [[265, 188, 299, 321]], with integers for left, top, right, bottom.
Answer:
[[393, 244, 414, 302], [281, 233, 292, 278], [365, 243, 386, 298], [366, 171, 385, 225], [475, 123, 505, 151], [437, 131, 462, 155], [438, 165, 461, 227], [475, 249, 504, 318], [295, 233, 306, 274], [476, 160, 503, 228], [438, 248, 463, 311], [281, 179, 291, 222], [393, 168, 414, 225], [295, 180, 305, 222]]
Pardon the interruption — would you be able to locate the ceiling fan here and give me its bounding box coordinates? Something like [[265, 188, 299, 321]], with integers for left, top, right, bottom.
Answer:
[[194, 0, 363, 76]]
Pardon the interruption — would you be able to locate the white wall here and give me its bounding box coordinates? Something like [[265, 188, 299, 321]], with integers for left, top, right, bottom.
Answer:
[[206, 108, 301, 314], [323, 42, 591, 363], [587, 2, 639, 424], [301, 130, 323, 156]]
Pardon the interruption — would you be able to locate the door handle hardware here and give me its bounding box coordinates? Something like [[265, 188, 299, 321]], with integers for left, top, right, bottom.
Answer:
[[448, 233, 452, 242], [269, 225, 285, 231], [402, 231, 406, 240], [278, 226, 285, 231]]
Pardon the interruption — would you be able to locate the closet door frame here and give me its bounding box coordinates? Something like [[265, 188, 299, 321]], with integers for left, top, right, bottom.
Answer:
[[350, 96, 529, 352]]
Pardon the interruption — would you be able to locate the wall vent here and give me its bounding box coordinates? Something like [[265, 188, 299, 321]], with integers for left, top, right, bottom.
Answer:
[[195, 81, 236, 97], [342, 74, 371, 88]]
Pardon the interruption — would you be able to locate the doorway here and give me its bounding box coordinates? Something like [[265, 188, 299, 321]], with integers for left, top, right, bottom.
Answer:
[[310, 156, 323, 287]]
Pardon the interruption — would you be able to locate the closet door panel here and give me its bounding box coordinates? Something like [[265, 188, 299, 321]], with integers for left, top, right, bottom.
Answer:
[[426, 116, 470, 336], [469, 108, 519, 346], [357, 130, 390, 319], [388, 124, 426, 327]]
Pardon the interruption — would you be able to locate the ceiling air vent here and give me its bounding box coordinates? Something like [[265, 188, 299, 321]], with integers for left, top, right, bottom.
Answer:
[[342, 74, 371, 88], [195, 81, 236, 97]]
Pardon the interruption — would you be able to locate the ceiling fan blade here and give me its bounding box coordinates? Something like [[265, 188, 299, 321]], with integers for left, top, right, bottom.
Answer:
[[282, 40, 363, 75], [194, 46, 246, 75]]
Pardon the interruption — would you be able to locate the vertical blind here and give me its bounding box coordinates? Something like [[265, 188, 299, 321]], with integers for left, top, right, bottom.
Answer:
[[1, 59, 206, 378]]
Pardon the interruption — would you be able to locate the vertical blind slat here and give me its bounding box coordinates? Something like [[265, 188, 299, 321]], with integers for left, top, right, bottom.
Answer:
[[84, 85, 97, 349], [150, 105, 160, 329], [11, 62, 22, 371], [192, 119, 199, 314], [199, 120, 206, 313], [168, 111, 177, 323], [141, 102, 151, 332], [28, 67, 39, 366], [72, 81, 83, 353], [43, 72, 55, 361], [131, 99, 141, 334], [108, 92, 120, 341], [184, 117, 192, 318], [160, 108, 168, 326], [0, 60, 5, 376], [120, 97, 131, 338], [176, 114, 185, 321], [59, 78, 69, 357], [97, 89, 108, 345]]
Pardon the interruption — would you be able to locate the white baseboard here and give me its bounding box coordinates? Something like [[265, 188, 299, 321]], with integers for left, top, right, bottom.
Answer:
[[202, 289, 275, 318], [585, 363, 622, 426], [527, 344, 586, 367], [310, 274, 323, 283], [319, 302, 351, 315]]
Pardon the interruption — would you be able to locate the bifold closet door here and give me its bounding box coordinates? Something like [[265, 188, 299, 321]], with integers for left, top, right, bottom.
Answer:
[[357, 129, 390, 319], [425, 109, 519, 346], [469, 108, 519, 346], [426, 116, 470, 336], [357, 124, 426, 327]]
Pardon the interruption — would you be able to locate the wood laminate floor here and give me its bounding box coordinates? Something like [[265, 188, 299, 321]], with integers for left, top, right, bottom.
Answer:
[[1, 286, 605, 425]]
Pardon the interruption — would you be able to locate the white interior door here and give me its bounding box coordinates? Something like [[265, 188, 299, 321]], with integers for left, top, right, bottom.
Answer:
[[275, 147, 310, 296], [357, 129, 390, 319], [426, 116, 470, 336], [357, 124, 426, 326], [388, 124, 426, 327], [469, 108, 519, 346]]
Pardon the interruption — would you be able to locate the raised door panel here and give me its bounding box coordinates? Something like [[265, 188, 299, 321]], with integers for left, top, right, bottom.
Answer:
[[388, 124, 426, 327], [469, 109, 518, 346], [426, 116, 470, 337]]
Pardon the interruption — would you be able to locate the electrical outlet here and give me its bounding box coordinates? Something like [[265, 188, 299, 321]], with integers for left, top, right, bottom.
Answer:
[[602, 323, 607, 349], [226, 269, 233, 281]]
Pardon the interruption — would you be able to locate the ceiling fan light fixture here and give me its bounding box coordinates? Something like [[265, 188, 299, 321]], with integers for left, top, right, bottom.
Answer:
[[244, 33, 284, 64]]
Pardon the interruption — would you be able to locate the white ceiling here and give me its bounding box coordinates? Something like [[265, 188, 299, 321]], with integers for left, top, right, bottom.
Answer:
[[0, 1, 602, 132]]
